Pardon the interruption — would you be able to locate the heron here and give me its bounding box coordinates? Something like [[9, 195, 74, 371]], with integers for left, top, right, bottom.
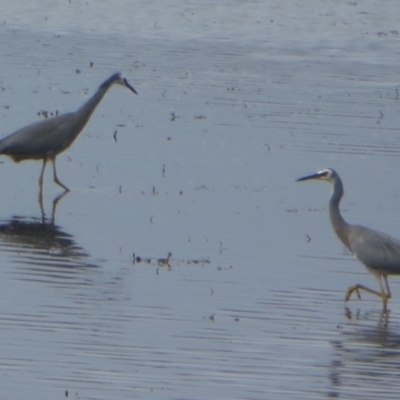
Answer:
[[0, 72, 138, 191], [297, 168, 400, 308]]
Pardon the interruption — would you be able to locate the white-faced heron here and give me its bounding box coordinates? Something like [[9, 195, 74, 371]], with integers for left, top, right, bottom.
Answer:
[[0, 72, 138, 191], [297, 168, 400, 308]]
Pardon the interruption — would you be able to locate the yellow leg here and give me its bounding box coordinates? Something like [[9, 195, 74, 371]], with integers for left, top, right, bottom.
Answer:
[[345, 274, 390, 307]]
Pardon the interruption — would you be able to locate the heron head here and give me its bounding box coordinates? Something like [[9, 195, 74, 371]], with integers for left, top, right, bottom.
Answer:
[[296, 168, 338, 183], [103, 72, 138, 95]]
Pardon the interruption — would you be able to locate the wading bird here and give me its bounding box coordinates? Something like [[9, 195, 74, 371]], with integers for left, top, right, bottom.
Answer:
[[0, 72, 138, 191], [297, 168, 400, 308]]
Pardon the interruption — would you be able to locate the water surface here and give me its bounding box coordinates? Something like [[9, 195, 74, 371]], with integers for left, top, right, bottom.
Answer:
[[0, 1, 400, 399]]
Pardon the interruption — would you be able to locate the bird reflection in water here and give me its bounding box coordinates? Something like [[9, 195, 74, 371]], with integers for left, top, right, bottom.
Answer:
[[345, 306, 390, 328], [329, 319, 400, 400], [0, 192, 98, 281], [38, 185, 69, 224]]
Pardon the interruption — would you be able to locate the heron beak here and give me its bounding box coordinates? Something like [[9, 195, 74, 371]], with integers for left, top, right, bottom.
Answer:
[[123, 78, 138, 95], [296, 172, 325, 182]]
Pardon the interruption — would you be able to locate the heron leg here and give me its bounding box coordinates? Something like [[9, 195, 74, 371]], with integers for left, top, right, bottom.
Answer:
[[39, 158, 47, 189], [374, 274, 391, 307], [382, 275, 391, 300], [51, 157, 70, 192], [38, 185, 45, 221]]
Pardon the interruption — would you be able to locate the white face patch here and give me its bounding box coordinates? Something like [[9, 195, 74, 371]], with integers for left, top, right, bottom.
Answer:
[[316, 168, 332, 180], [317, 168, 331, 175]]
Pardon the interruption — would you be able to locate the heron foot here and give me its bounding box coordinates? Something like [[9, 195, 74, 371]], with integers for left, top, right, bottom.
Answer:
[[54, 176, 70, 192], [345, 283, 389, 306], [51, 158, 70, 192], [345, 285, 362, 301]]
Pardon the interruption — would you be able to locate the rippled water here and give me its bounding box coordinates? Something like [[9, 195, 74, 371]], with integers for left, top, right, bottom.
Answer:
[[1, 1, 400, 399]]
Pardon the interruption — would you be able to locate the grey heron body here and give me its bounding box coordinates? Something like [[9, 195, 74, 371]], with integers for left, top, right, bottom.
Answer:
[[297, 168, 400, 307], [0, 72, 138, 191]]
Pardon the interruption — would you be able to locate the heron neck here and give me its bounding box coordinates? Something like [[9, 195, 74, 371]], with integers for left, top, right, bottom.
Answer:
[[329, 178, 351, 249], [75, 83, 112, 129]]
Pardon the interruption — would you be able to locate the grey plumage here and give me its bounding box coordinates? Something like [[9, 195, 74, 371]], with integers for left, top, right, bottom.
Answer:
[[0, 72, 138, 191], [297, 168, 400, 308]]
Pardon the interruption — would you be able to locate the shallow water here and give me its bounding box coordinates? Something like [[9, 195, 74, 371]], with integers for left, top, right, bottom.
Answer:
[[1, 1, 400, 399]]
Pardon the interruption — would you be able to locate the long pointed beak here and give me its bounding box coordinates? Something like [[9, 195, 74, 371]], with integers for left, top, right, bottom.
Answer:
[[296, 172, 324, 182], [123, 78, 138, 95]]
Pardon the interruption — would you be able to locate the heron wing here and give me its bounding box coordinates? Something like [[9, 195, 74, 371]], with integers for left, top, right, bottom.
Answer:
[[349, 225, 400, 275], [0, 113, 79, 160]]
